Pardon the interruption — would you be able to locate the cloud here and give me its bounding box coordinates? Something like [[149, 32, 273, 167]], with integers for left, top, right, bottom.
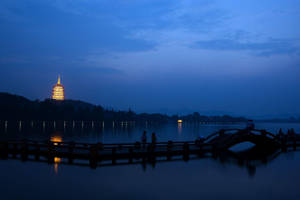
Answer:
[[0, 56, 30, 64], [48, 0, 228, 34], [0, 0, 159, 67], [80, 66, 123, 75], [192, 38, 298, 56]]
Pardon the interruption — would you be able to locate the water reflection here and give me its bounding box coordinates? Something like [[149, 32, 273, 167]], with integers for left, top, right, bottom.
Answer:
[[1, 122, 300, 200], [54, 157, 61, 174], [50, 136, 63, 174], [216, 146, 282, 177], [178, 123, 182, 135], [1, 121, 300, 144]]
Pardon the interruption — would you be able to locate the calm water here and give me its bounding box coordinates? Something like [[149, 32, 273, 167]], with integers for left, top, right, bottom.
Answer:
[[0, 122, 300, 200]]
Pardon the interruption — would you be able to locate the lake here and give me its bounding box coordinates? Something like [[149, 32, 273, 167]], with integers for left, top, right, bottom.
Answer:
[[0, 122, 300, 200]]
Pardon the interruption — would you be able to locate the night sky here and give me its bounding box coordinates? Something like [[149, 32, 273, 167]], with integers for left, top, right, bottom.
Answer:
[[0, 0, 299, 118]]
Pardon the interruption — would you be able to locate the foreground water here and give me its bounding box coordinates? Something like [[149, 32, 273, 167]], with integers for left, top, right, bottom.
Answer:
[[0, 122, 300, 200]]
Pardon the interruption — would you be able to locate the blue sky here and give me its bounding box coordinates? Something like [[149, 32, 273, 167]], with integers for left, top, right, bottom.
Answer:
[[0, 0, 300, 118]]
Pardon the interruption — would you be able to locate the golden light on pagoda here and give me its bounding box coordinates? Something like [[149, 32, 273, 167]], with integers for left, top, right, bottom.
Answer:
[[52, 75, 65, 100]]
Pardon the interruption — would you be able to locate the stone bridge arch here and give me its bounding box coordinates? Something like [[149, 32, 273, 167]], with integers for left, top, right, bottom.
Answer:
[[204, 129, 280, 150]]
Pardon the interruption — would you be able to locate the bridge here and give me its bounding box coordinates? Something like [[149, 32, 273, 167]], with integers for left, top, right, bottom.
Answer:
[[204, 129, 281, 150], [0, 128, 299, 169]]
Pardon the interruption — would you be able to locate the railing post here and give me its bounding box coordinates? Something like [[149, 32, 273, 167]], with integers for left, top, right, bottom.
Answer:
[[34, 141, 40, 161], [97, 143, 103, 163], [68, 141, 75, 164], [112, 147, 116, 165], [195, 140, 204, 157], [167, 141, 173, 160], [219, 129, 225, 136], [129, 147, 133, 163], [293, 136, 297, 151], [97, 142, 103, 150], [47, 140, 54, 164], [89, 144, 98, 169], [117, 144, 122, 151], [278, 128, 284, 140], [212, 145, 218, 159], [281, 136, 287, 152], [151, 155, 156, 168], [21, 140, 28, 161], [147, 144, 154, 162], [0, 142, 8, 159], [183, 142, 190, 161], [134, 142, 141, 150], [142, 156, 147, 171], [12, 143, 18, 158]]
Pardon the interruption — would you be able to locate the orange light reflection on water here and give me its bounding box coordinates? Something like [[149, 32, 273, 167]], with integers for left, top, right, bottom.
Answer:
[[54, 157, 61, 174], [51, 136, 63, 174]]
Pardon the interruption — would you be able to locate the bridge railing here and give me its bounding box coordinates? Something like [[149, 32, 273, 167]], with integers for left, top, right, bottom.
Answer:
[[0, 139, 206, 154], [203, 128, 279, 143]]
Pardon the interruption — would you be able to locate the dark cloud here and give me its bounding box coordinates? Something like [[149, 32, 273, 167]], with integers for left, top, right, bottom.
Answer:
[[0, 0, 157, 60], [192, 38, 298, 56], [73, 66, 123, 75]]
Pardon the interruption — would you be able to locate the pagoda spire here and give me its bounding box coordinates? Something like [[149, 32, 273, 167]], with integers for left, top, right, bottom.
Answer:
[[57, 75, 61, 85]]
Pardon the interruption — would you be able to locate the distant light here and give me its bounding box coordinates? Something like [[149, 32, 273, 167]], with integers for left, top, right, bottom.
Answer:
[[178, 120, 183, 123]]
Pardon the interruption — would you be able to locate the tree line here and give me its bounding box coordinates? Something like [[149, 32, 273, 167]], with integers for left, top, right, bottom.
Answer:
[[0, 92, 248, 123]]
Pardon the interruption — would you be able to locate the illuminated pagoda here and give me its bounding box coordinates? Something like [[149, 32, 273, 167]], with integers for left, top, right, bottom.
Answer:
[[52, 75, 65, 100]]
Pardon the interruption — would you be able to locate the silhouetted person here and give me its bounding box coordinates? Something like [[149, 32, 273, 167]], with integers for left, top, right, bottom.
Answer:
[[141, 130, 147, 148], [151, 132, 157, 145], [278, 128, 284, 138]]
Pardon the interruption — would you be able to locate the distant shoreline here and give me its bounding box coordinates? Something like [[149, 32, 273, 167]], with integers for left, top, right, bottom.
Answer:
[[255, 120, 300, 124], [1, 92, 298, 123], [0, 92, 249, 123]]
